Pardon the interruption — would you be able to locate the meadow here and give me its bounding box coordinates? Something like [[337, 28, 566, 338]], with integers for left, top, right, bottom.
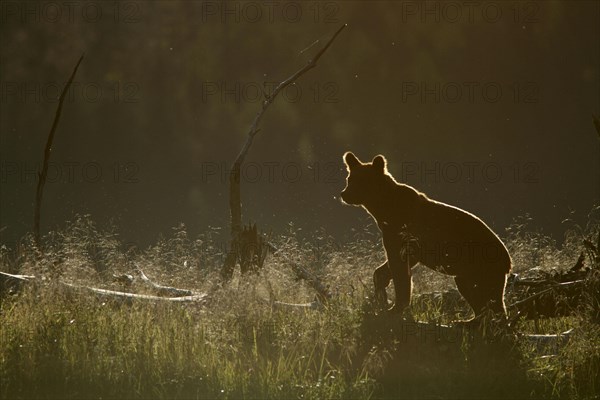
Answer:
[[1, 212, 599, 400]]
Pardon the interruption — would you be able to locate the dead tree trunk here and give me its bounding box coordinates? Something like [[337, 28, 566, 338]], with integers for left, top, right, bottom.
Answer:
[[221, 24, 346, 281], [34, 54, 84, 245]]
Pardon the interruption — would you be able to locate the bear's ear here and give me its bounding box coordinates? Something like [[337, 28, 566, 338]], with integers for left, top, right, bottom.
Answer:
[[372, 155, 387, 173], [344, 152, 361, 170]]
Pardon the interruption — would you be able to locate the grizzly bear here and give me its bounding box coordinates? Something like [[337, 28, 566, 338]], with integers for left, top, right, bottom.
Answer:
[[340, 152, 512, 319]]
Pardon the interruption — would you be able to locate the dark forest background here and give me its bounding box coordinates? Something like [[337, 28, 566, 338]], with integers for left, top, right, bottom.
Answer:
[[1, 1, 598, 248]]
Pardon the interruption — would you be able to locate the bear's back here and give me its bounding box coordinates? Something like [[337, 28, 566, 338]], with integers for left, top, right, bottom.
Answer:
[[411, 195, 512, 276]]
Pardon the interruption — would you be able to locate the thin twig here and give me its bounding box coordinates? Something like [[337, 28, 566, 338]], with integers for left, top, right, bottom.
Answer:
[[34, 54, 85, 244]]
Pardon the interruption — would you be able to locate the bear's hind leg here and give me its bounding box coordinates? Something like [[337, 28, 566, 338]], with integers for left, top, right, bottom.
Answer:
[[453, 276, 481, 321], [479, 273, 508, 317], [455, 274, 508, 319]]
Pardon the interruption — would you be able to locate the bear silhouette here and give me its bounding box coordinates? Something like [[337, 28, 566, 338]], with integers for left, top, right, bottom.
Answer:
[[340, 152, 512, 319]]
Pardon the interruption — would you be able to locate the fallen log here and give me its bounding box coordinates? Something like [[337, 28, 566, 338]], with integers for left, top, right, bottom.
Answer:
[[112, 273, 134, 286], [136, 268, 194, 297], [267, 241, 332, 301], [0, 271, 36, 297], [508, 279, 589, 320], [521, 329, 574, 356], [509, 268, 592, 287], [0, 271, 207, 304], [271, 299, 323, 311], [0, 271, 36, 282], [364, 320, 573, 357], [62, 282, 208, 303]]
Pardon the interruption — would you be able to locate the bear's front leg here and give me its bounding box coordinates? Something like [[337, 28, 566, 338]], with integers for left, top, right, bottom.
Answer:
[[384, 242, 412, 314], [373, 262, 391, 308]]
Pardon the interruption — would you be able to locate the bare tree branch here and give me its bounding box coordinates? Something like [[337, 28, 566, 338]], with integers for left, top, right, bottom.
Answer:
[[223, 24, 346, 282], [228, 24, 347, 237], [34, 54, 85, 244], [231, 24, 346, 178]]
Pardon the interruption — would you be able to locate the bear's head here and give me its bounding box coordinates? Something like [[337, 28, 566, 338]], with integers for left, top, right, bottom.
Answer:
[[340, 152, 388, 206]]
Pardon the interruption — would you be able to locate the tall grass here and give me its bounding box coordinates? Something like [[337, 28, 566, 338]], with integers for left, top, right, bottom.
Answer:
[[1, 212, 598, 399]]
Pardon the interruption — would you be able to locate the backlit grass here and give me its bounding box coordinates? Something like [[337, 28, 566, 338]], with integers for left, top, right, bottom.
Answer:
[[1, 212, 598, 399]]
